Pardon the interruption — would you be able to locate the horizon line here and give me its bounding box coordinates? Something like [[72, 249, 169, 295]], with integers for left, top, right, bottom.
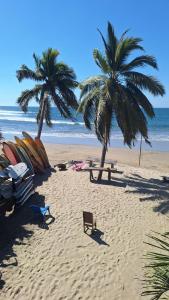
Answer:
[[0, 105, 169, 109]]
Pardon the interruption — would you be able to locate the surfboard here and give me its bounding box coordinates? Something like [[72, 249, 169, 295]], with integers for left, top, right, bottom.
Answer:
[[14, 136, 42, 173], [15, 184, 34, 206], [7, 142, 21, 163], [14, 176, 34, 198], [34, 137, 50, 167], [0, 154, 10, 165], [2, 142, 18, 165], [0, 155, 10, 168], [15, 145, 34, 175], [22, 138, 44, 170], [22, 132, 47, 168]]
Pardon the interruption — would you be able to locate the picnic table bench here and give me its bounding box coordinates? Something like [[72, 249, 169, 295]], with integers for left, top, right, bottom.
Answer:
[[83, 167, 119, 181]]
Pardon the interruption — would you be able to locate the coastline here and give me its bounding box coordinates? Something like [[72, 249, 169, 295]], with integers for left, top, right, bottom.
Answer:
[[44, 143, 169, 173], [1, 106, 169, 153]]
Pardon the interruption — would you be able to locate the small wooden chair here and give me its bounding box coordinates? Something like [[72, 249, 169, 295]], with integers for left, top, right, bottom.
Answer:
[[83, 211, 96, 233]]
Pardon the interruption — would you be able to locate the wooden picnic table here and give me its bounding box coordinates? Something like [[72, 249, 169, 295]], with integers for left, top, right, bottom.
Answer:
[[86, 159, 117, 168], [83, 167, 118, 181]]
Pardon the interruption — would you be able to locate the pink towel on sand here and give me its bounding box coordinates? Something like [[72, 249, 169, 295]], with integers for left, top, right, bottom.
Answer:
[[72, 162, 86, 171]]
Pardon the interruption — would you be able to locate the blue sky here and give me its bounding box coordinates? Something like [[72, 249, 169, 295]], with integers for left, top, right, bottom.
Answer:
[[0, 0, 168, 107]]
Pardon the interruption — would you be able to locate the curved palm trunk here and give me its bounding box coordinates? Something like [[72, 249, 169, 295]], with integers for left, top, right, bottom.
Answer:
[[138, 134, 143, 166], [98, 142, 107, 181], [37, 97, 46, 139]]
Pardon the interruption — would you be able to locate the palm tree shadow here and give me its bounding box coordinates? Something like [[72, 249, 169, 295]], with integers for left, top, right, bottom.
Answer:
[[86, 229, 109, 246], [90, 172, 169, 215], [0, 273, 5, 289], [119, 173, 169, 214], [91, 178, 126, 188]]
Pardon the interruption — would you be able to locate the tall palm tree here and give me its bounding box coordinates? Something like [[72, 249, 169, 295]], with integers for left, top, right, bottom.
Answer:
[[17, 48, 78, 138], [78, 22, 165, 180]]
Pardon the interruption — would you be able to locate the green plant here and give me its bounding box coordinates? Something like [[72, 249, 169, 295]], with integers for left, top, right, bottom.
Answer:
[[142, 233, 169, 299]]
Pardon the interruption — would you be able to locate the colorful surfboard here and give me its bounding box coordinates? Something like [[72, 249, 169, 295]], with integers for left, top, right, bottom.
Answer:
[[15, 136, 42, 173], [15, 145, 34, 175], [7, 142, 21, 163], [2, 142, 18, 165], [22, 132, 47, 168], [22, 138, 44, 169], [34, 137, 50, 167]]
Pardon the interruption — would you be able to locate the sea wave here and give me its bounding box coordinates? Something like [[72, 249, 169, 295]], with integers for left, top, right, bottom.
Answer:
[[2, 129, 169, 142], [2, 130, 96, 139], [0, 115, 84, 125], [0, 110, 25, 115]]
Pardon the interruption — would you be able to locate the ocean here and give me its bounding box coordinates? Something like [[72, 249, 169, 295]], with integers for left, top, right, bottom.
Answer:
[[0, 106, 169, 152]]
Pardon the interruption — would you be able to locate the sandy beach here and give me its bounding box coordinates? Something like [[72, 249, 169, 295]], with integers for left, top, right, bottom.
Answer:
[[0, 144, 169, 300]]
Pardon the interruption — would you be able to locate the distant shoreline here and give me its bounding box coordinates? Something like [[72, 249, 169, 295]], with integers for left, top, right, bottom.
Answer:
[[44, 143, 169, 173]]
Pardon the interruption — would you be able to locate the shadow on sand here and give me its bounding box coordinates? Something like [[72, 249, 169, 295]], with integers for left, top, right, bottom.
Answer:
[[0, 167, 54, 289], [86, 229, 109, 246], [91, 172, 169, 215]]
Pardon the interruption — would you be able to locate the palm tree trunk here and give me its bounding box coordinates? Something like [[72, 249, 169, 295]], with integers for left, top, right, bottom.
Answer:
[[37, 98, 46, 139], [138, 134, 143, 166], [98, 142, 107, 181]]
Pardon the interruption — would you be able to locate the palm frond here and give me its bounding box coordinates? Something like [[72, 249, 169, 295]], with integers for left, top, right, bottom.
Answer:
[[33, 53, 41, 69], [56, 63, 77, 82], [121, 55, 158, 72], [97, 22, 117, 69], [115, 37, 144, 70], [16, 65, 43, 82], [50, 90, 73, 119], [93, 49, 111, 74], [142, 233, 169, 300], [79, 76, 107, 99], [124, 71, 165, 96], [78, 88, 100, 130], [114, 84, 150, 146], [142, 269, 169, 300], [17, 85, 42, 112], [126, 81, 155, 118], [41, 48, 60, 76], [107, 22, 117, 65], [58, 84, 78, 110], [119, 28, 130, 41]]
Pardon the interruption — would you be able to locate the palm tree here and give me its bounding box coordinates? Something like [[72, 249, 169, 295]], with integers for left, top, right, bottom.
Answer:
[[78, 22, 165, 180], [142, 233, 169, 299], [17, 48, 78, 138]]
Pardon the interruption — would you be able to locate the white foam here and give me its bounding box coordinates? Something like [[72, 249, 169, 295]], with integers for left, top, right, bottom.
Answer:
[[2, 130, 96, 139], [0, 110, 24, 115], [0, 115, 84, 125], [2, 129, 169, 142]]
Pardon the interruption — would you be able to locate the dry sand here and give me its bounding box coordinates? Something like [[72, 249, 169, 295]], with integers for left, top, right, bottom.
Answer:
[[0, 144, 169, 300]]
